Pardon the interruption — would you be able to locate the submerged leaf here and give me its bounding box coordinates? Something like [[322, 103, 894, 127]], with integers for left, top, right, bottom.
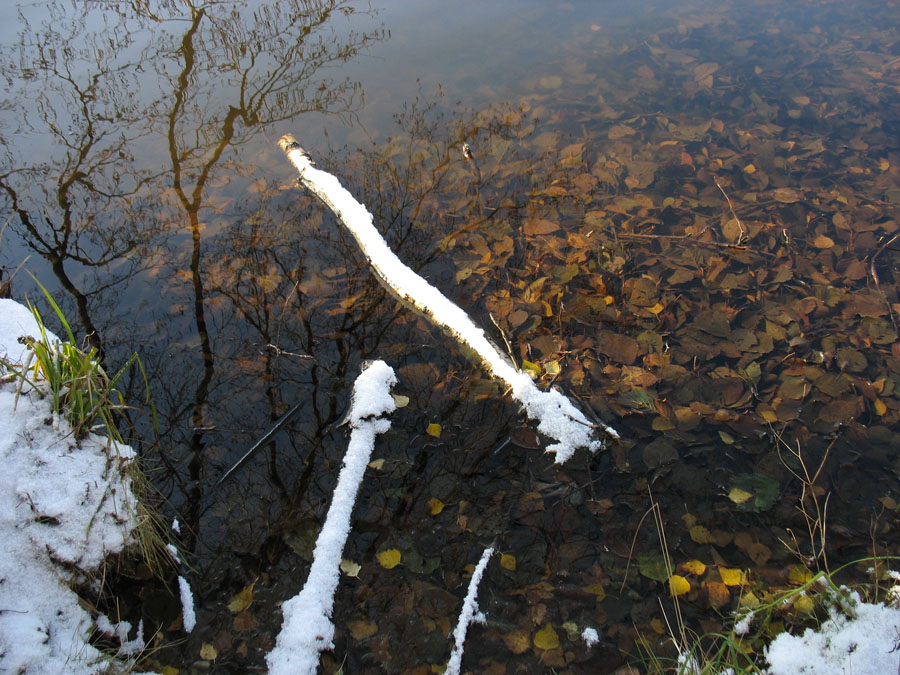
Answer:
[[533, 624, 560, 650], [428, 498, 445, 515], [730, 473, 780, 512], [376, 549, 402, 569], [638, 552, 670, 582], [227, 583, 255, 613], [682, 560, 707, 576], [340, 559, 362, 577], [719, 568, 746, 586], [669, 574, 691, 596]]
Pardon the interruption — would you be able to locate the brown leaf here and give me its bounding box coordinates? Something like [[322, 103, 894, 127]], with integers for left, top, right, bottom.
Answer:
[[813, 234, 835, 249], [523, 217, 559, 236], [608, 124, 636, 140], [705, 581, 731, 609], [347, 619, 378, 641], [693, 62, 719, 81], [502, 629, 532, 654], [233, 611, 259, 633], [773, 187, 802, 203], [597, 331, 640, 364], [509, 426, 542, 450]]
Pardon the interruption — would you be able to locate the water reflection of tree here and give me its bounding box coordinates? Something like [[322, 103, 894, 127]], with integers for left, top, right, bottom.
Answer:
[[0, 3, 167, 353], [192, 91, 541, 559], [144, 0, 386, 552]]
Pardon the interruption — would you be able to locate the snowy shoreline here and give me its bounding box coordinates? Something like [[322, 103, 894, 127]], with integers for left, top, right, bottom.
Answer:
[[0, 298, 147, 673]]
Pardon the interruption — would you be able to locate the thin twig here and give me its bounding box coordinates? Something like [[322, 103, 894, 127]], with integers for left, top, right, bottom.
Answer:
[[869, 232, 900, 336], [715, 177, 746, 245]]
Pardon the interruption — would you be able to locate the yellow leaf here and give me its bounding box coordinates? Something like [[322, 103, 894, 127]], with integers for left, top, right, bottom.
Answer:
[[367, 458, 385, 470], [875, 398, 887, 416], [743, 164, 757, 174], [719, 568, 745, 586], [740, 590, 761, 609], [788, 564, 813, 585], [340, 559, 361, 578], [669, 574, 691, 596], [392, 394, 410, 408], [879, 158, 890, 171], [683, 560, 707, 576], [500, 553, 517, 571], [376, 549, 402, 569], [582, 583, 607, 601], [650, 617, 665, 634], [813, 234, 835, 249], [793, 595, 815, 614], [161, 667, 179, 675], [426, 423, 442, 438], [648, 302, 665, 315], [227, 583, 255, 613], [428, 498, 445, 515], [728, 487, 754, 505], [760, 409, 778, 423], [544, 360, 561, 375], [522, 360, 541, 378], [533, 624, 560, 650], [199, 643, 218, 661], [690, 525, 713, 544]]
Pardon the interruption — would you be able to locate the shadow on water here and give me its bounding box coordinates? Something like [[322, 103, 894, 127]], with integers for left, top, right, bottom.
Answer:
[[2, 0, 900, 672]]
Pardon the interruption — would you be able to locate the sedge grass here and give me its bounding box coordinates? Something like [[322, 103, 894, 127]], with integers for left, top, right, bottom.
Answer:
[[2, 279, 171, 576], [3, 275, 157, 444]]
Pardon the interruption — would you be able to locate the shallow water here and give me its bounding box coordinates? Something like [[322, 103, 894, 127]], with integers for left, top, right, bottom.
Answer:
[[2, 0, 900, 672]]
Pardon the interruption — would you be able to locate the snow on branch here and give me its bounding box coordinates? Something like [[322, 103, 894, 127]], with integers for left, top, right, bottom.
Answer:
[[278, 135, 618, 463], [266, 360, 397, 675], [446, 546, 494, 675]]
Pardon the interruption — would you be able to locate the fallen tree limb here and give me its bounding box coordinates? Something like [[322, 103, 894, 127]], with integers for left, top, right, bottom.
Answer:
[[278, 134, 617, 463], [446, 545, 494, 675], [266, 360, 397, 675]]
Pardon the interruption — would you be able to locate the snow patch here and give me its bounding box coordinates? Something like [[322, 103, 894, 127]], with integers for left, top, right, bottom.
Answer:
[[0, 300, 143, 673], [765, 590, 900, 675], [179, 576, 197, 633]]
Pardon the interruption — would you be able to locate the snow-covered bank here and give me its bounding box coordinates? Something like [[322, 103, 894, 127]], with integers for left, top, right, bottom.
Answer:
[[764, 586, 900, 675], [0, 298, 145, 673]]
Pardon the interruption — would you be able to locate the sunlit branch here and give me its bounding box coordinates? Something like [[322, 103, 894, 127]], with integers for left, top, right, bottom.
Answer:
[[279, 134, 618, 463]]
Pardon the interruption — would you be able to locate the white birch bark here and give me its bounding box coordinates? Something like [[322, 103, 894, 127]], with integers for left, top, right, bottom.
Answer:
[[278, 134, 617, 463]]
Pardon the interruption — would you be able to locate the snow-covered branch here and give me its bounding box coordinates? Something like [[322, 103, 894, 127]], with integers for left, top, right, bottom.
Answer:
[[266, 360, 397, 675], [446, 546, 494, 675], [278, 135, 618, 463]]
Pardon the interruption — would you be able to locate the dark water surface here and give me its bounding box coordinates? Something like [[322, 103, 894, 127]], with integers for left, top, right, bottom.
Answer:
[[2, 0, 900, 672]]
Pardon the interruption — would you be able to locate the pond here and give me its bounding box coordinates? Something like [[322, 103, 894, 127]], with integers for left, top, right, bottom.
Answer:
[[2, 0, 900, 672]]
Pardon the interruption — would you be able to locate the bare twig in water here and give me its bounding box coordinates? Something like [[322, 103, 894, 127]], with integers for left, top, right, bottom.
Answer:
[[869, 232, 900, 336], [715, 176, 746, 245]]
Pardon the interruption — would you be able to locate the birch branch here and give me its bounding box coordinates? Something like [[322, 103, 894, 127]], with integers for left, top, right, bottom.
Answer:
[[266, 360, 397, 675], [278, 134, 618, 463], [446, 545, 494, 675]]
